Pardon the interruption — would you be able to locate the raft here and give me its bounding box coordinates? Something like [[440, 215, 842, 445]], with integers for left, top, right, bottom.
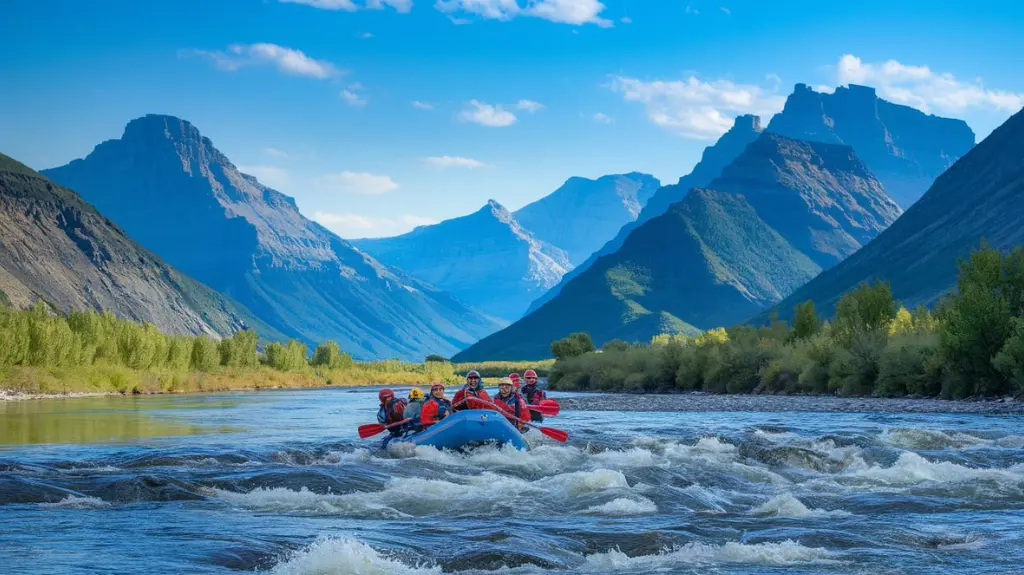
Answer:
[[390, 409, 528, 451]]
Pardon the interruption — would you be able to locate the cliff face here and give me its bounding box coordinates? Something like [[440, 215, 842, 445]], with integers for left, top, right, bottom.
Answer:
[[452, 134, 897, 361], [522, 114, 765, 315], [761, 106, 1024, 323], [513, 172, 660, 266], [352, 200, 571, 322], [767, 83, 976, 208], [42, 115, 502, 360], [0, 152, 279, 339]]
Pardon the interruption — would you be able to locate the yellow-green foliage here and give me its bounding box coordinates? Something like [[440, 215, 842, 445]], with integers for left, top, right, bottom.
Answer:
[[548, 244, 1024, 399], [452, 360, 554, 378]]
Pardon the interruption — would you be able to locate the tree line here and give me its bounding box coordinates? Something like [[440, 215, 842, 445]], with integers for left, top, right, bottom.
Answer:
[[0, 303, 363, 374], [548, 244, 1024, 399]]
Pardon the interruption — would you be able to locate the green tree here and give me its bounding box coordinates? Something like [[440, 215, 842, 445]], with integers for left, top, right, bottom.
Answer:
[[191, 336, 220, 371], [601, 339, 630, 352], [424, 354, 448, 363], [789, 300, 820, 342], [311, 340, 354, 370], [831, 281, 897, 345], [551, 332, 595, 360], [220, 329, 259, 368]]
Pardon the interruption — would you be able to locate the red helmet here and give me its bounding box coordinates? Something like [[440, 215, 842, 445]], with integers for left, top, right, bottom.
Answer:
[[524, 369, 538, 379], [379, 389, 395, 403], [430, 382, 446, 393], [509, 373, 521, 390]]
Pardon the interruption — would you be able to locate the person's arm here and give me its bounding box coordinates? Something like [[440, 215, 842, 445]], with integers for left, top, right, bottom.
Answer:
[[376, 406, 386, 424], [420, 401, 437, 426], [394, 401, 406, 420]]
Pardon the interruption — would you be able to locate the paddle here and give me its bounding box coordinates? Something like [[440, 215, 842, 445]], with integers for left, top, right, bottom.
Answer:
[[529, 399, 560, 417], [358, 417, 411, 439], [479, 399, 569, 443]]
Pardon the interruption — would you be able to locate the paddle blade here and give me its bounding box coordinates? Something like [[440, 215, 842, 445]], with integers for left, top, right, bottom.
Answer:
[[539, 399, 561, 416], [358, 423, 386, 438], [528, 404, 559, 416], [539, 426, 568, 442]]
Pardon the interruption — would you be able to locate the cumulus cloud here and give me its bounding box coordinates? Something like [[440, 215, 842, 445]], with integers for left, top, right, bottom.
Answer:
[[592, 112, 613, 124], [412, 100, 434, 110], [620, 16, 632, 23], [516, 99, 545, 112], [435, 0, 613, 27], [263, 147, 289, 158], [832, 54, 1024, 114], [316, 171, 399, 195], [314, 212, 437, 238], [424, 155, 488, 168], [238, 165, 291, 189], [359, 32, 375, 38], [279, 0, 412, 13], [182, 43, 341, 79], [458, 100, 517, 127], [609, 74, 785, 139]]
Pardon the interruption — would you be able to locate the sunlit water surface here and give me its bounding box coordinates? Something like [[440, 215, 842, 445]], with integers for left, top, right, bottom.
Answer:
[[1, 388, 1023, 574]]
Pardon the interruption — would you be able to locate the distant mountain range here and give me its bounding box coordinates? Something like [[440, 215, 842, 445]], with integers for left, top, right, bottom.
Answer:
[[761, 106, 1024, 322], [352, 199, 572, 321], [0, 152, 279, 339], [41, 115, 502, 361], [453, 133, 900, 361]]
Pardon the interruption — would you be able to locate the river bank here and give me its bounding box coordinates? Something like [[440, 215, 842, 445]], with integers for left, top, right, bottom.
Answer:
[[558, 392, 1024, 414]]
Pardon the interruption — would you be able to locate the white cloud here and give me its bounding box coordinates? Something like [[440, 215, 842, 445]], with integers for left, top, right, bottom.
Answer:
[[238, 165, 291, 189], [279, 0, 413, 13], [685, 5, 698, 14], [412, 100, 434, 110], [435, 0, 613, 27], [264, 147, 289, 158], [424, 155, 488, 168], [359, 32, 375, 38], [314, 212, 437, 238], [609, 74, 785, 139], [620, 16, 632, 24], [183, 43, 341, 79], [316, 171, 399, 195], [458, 100, 517, 127], [592, 112, 613, 124], [831, 54, 1024, 114], [516, 99, 545, 112], [341, 88, 368, 106], [720, 6, 731, 15]]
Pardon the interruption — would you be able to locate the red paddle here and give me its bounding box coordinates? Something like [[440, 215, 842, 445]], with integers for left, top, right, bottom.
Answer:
[[358, 417, 411, 439], [529, 399, 560, 416], [479, 399, 569, 443]]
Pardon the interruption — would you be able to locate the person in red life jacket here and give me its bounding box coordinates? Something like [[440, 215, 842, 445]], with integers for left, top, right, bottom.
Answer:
[[452, 370, 492, 411], [377, 389, 408, 445], [508, 372, 522, 393], [493, 377, 530, 432], [419, 382, 452, 429], [520, 369, 546, 422]]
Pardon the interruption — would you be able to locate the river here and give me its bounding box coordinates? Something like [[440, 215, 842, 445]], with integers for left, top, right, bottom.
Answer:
[[1, 387, 1022, 574]]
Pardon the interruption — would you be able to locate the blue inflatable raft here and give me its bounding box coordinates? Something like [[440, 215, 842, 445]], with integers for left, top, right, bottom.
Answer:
[[388, 409, 528, 451]]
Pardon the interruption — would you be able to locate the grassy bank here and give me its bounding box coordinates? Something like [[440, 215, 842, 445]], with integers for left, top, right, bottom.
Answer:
[[549, 244, 1024, 400], [452, 360, 554, 378]]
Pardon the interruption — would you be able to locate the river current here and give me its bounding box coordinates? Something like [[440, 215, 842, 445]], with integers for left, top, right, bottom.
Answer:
[[1, 387, 1022, 574]]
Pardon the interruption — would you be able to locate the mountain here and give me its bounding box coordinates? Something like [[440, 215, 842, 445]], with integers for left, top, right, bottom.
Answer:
[[512, 172, 660, 265], [42, 114, 502, 361], [0, 152, 279, 339], [710, 133, 901, 268], [452, 134, 898, 361], [760, 106, 1024, 323], [351, 200, 571, 321], [522, 114, 765, 315], [767, 83, 975, 208]]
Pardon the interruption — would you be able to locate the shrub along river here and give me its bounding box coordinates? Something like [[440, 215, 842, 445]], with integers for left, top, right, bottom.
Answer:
[[1, 387, 1022, 574]]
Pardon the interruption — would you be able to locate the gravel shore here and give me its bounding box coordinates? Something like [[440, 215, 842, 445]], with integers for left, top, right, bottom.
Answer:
[[0, 390, 114, 402], [557, 392, 1024, 414]]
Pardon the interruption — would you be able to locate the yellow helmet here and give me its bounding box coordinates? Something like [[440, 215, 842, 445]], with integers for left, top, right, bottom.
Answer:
[[408, 387, 424, 400]]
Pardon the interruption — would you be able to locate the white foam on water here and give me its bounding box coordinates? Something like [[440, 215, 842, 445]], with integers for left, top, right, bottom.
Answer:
[[584, 497, 657, 516], [580, 539, 840, 571], [39, 495, 110, 509], [808, 439, 870, 473], [881, 428, 993, 450], [212, 486, 409, 519], [851, 452, 1024, 487], [267, 537, 442, 575], [995, 435, 1024, 449], [750, 493, 851, 518]]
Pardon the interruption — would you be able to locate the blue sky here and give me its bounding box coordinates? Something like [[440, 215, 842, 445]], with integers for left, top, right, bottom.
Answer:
[[2, 0, 1023, 238]]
